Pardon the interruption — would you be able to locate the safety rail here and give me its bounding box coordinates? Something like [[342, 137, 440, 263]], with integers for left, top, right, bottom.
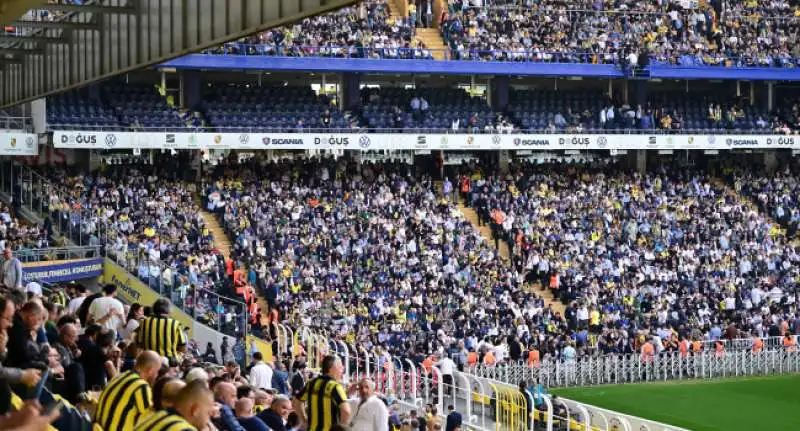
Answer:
[[265, 323, 689, 431], [44, 124, 794, 135], [473, 344, 800, 388], [14, 245, 101, 263], [197, 42, 800, 69], [105, 247, 248, 340]]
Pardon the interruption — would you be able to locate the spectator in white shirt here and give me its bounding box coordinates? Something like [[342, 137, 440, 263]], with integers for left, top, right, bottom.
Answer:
[[348, 379, 388, 431], [249, 351, 274, 391], [87, 284, 125, 335], [67, 285, 89, 315]]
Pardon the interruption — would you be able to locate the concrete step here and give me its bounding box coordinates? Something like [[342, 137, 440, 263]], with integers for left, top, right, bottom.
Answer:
[[415, 28, 447, 60], [199, 209, 231, 259]]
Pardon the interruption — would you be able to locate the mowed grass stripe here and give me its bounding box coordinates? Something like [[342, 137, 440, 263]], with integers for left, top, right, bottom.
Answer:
[[553, 374, 800, 431]]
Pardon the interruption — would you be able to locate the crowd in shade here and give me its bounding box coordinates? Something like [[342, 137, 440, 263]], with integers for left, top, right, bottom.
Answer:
[[26, 162, 249, 339], [208, 0, 434, 59]]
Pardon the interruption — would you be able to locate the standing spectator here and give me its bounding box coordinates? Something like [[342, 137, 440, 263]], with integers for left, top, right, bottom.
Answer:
[[2, 249, 22, 291], [445, 405, 462, 431], [347, 379, 388, 431], [249, 351, 273, 391], [87, 284, 125, 335], [136, 298, 187, 361], [292, 355, 352, 431]]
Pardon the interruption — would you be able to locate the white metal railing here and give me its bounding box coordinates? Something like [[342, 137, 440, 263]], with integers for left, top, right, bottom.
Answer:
[[473, 347, 800, 388]]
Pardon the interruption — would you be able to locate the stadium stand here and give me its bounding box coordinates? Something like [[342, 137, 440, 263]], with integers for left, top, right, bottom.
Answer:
[[202, 84, 349, 132]]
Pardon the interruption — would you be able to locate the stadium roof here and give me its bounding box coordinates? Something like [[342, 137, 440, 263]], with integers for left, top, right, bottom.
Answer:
[[0, 0, 357, 108]]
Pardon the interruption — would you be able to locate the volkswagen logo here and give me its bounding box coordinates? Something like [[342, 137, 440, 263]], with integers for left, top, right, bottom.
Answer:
[[597, 136, 608, 147], [105, 134, 117, 147], [25, 136, 34, 148], [491, 135, 501, 145], [239, 134, 250, 145], [359, 135, 371, 149], [707, 136, 716, 144]]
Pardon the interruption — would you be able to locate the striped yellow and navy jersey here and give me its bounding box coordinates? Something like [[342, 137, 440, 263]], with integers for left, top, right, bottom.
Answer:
[[299, 375, 348, 431], [94, 370, 153, 431], [137, 315, 187, 359], [51, 289, 69, 308], [133, 409, 197, 431]]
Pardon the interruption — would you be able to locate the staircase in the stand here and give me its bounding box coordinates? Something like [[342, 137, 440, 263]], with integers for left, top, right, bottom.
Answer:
[[199, 209, 231, 259], [416, 28, 448, 60], [447, 186, 566, 315], [388, 0, 406, 20]]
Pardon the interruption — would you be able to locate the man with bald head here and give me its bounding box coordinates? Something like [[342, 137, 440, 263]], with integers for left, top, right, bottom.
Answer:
[[212, 381, 245, 431], [135, 380, 216, 430], [94, 350, 162, 431], [235, 397, 270, 431], [347, 379, 389, 431]]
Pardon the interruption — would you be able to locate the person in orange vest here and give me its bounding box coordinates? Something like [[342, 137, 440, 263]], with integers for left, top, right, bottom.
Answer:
[[526, 345, 541, 368], [678, 336, 690, 358], [752, 334, 764, 353], [459, 176, 471, 203], [783, 334, 797, 352], [640, 339, 655, 363], [483, 349, 496, 367], [466, 350, 478, 369], [691, 338, 703, 355]]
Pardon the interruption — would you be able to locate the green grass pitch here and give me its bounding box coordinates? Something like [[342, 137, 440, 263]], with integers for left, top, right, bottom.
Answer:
[[553, 374, 800, 431]]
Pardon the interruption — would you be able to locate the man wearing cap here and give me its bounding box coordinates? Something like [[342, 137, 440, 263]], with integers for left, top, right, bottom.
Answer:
[[1, 249, 22, 291]]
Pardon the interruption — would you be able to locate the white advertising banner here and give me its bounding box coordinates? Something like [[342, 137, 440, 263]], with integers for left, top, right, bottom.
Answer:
[[52, 130, 800, 151], [0, 133, 38, 155]]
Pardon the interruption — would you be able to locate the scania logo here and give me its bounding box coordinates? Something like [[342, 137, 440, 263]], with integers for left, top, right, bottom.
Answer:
[[105, 134, 117, 147], [359, 135, 371, 148], [262, 137, 271, 145]]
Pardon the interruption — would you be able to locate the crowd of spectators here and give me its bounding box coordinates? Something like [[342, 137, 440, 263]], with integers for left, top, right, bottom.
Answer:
[[209, 0, 434, 60], [468, 159, 800, 359], [24, 162, 249, 338], [729, 159, 800, 238], [198, 0, 800, 67], [205, 156, 559, 366]]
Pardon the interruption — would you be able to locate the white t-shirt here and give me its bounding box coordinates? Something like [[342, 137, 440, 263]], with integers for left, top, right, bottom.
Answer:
[[119, 318, 140, 340], [249, 362, 273, 391], [88, 296, 125, 333], [68, 296, 86, 315], [349, 395, 389, 431]]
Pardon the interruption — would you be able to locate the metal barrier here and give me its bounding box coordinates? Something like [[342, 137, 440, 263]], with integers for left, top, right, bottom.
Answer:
[[15, 245, 101, 262], [474, 347, 800, 388]]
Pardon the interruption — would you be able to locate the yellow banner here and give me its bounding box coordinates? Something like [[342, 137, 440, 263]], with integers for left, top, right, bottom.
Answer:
[[246, 335, 273, 364], [102, 258, 195, 338]]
